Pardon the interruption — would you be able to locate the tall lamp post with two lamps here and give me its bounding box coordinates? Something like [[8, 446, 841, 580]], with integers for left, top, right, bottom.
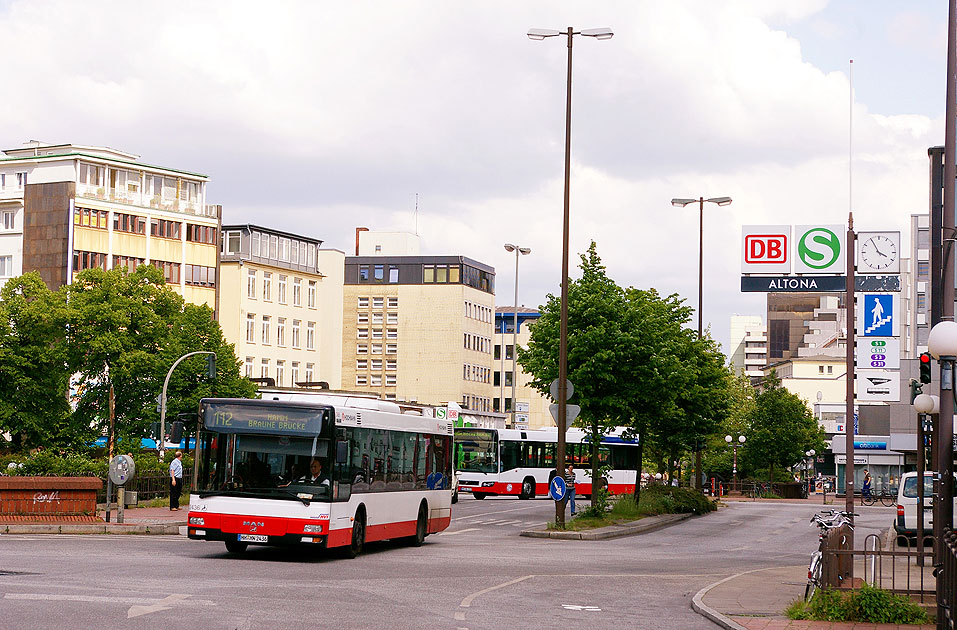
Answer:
[[725, 434, 745, 492], [527, 24, 613, 527], [504, 243, 531, 426], [675, 196, 732, 492]]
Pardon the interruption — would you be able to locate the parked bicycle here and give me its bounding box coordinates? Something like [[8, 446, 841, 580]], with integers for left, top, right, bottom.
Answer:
[[749, 481, 773, 499], [861, 491, 896, 507], [806, 510, 857, 602]]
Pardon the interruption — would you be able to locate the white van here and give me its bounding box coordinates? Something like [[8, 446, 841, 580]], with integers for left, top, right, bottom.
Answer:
[[894, 471, 957, 543]]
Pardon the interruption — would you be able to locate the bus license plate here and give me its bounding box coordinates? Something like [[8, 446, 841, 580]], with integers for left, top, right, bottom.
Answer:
[[238, 534, 268, 543]]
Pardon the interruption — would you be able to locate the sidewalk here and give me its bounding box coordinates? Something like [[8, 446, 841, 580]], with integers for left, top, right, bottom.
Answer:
[[0, 503, 187, 535]]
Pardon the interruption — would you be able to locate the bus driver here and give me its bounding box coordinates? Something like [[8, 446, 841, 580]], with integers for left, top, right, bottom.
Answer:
[[299, 458, 330, 486]]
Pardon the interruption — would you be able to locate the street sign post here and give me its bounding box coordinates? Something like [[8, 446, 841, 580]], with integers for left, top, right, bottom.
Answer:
[[548, 475, 567, 502], [549, 403, 580, 431]]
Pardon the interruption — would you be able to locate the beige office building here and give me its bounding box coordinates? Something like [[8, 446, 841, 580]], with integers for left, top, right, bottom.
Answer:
[[219, 224, 344, 389], [341, 232, 496, 410], [0, 141, 218, 304]]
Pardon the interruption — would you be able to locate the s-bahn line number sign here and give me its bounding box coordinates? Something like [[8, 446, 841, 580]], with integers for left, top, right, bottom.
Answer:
[[856, 338, 899, 370]]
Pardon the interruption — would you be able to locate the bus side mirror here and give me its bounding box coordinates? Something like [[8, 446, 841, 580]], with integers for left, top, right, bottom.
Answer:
[[336, 441, 348, 465]]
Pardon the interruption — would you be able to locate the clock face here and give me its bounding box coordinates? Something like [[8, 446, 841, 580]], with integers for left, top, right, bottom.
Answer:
[[859, 234, 898, 270]]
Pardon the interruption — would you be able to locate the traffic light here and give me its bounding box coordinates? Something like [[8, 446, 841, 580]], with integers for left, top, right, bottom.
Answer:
[[206, 354, 216, 379], [920, 352, 933, 384], [909, 379, 923, 404], [150, 422, 161, 442]]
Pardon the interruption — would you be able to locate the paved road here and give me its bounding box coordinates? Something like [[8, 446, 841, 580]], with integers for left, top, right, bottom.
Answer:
[[0, 496, 898, 630]]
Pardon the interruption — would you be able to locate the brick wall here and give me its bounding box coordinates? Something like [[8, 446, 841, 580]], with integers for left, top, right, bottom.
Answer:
[[0, 477, 102, 515]]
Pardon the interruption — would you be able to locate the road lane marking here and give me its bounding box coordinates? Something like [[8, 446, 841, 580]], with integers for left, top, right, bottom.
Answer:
[[460, 575, 534, 608], [455, 505, 542, 520], [4, 592, 215, 607], [129, 593, 193, 618], [438, 528, 480, 536]]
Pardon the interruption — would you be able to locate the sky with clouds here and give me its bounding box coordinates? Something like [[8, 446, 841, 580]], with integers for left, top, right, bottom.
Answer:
[[0, 0, 947, 354]]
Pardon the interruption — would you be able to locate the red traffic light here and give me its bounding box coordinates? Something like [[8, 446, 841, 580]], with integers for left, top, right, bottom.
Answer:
[[920, 353, 931, 364]]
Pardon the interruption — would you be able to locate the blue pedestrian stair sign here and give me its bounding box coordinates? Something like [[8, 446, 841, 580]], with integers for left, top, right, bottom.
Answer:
[[860, 293, 897, 337], [549, 476, 567, 502]]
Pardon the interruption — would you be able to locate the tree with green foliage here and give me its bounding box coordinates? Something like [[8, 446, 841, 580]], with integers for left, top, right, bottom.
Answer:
[[702, 372, 756, 482], [743, 370, 825, 481], [0, 273, 78, 450]]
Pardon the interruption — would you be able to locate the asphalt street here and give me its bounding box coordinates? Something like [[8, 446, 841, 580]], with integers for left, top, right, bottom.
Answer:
[[0, 496, 897, 630]]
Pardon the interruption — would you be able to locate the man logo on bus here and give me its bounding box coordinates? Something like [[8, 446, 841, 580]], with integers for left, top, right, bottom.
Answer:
[[797, 228, 841, 270]]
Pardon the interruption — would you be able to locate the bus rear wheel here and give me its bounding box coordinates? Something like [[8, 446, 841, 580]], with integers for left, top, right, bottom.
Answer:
[[472, 492, 487, 500], [519, 477, 535, 500], [225, 540, 248, 554], [406, 503, 428, 547]]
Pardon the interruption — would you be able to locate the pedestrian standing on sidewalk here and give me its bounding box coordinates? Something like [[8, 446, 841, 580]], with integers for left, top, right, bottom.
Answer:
[[169, 451, 183, 511], [564, 463, 577, 516]]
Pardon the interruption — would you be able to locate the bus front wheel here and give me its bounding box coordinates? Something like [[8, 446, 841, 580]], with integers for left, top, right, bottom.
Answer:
[[472, 492, 487, 500], [225, 540, 248, 554], [342, 509, 366, 559], [520, 477, 535, 500]]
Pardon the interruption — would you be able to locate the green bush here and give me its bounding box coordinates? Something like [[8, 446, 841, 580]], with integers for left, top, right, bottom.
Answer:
[[638, 484, 717, 515], [788, 585, 929, 624], [0, 450, 193, 480]]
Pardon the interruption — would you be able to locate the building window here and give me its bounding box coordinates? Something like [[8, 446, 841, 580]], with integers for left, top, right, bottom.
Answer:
[[308, 281, 317, 308], [305, 363, 314, 382], [293, 278, 302, 306], [389, 266, 399, 283], [371, 359, 382, 371], [387, 312, 397, 325], [184, 264, 216, 288], [306, 322, 316, 350], [262, 315, 271, 344], [917, 294, 927, 310], [277, 318, 286, 346], [357, 343, 368, 354], [244, 357, 254, 377], [1, 210, 14, 230], [917, 261, 929, 279], [247, 270, 257, 298], [187, 223, 216, 244], [387, 328, 397, 339], [372, 297, 384, 309], [291, 362, 300, 385], [246, 314, 255, 342], [356, 359, 368, 369], [150, 218, 181, 240], [358, 313, 369, 324], [357, 328, 369, 339], [386, 359, 397, 371], [292, 320, 301, 348], [370, 374, 382, 387], [372, 312, 383, 325], [387, 297, 398, 308], [0, 255, 13, 276], [386, 343, 397, 354], [263, 272, 272, 300], [260, 358, 269, 379], [276, 360, 285, 387], [371, 329, 383, 340], [371, 343, 382, 355], [358, 296, 369, 309], [356, 374, 368, 386], [225, 231, 242, 254], [16, 172, 27, 189], [278, 275, 287, 304], [113, 212, 147, 235], [374, 265, 384, 282], [359, 265, 370, 281], [74, 207, 109, 229]]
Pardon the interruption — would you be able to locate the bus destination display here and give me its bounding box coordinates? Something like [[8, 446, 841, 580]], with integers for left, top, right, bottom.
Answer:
[[203, 402, 326, 436]]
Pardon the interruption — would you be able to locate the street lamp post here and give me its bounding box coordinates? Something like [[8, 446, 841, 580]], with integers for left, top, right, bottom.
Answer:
[[914, 392, 939, 568], [725, 434, 745, 492], [528, 25, 612, 528], [673, 196, 732, 491], [504, 243, 531, 427], [805, 449, 816, 483], [927, 322, 957, 568]]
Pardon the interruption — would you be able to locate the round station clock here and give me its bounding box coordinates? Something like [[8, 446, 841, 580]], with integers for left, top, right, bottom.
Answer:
[[859, 233, 898, 272]]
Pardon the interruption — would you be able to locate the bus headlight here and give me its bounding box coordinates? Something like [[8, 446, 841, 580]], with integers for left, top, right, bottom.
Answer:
[[189, 517, 205, 526], [481, 481, 495, 487], [303, 524, 323, 533]]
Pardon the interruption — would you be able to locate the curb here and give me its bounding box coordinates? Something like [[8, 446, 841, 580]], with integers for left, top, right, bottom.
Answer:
[[0, 522, 185, 536], [519, 512, 695, 539], [691, 567, 784, 630]]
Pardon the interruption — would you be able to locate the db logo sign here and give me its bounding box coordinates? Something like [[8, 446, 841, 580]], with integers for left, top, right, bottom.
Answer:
[[745, 234, 788, 264], [742, 226, 791, 273]]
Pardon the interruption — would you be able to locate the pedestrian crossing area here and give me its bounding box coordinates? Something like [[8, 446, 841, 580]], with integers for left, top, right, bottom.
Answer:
[[457, 518, 528, 527]]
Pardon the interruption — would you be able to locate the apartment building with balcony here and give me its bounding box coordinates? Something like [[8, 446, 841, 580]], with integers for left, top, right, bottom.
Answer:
[[728, 315, 766, 382], [0, 141, 218, 305], [219, 224, 344, 389], [341, 230, 497, 412]]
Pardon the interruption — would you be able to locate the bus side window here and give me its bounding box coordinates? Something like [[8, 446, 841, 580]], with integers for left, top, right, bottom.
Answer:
[[502, 442, 520, 471]]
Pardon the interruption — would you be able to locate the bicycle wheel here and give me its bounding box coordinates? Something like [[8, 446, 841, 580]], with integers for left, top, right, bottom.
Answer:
[[861, 494, 874, 506], [805, 558, 822, 602], [881, 493, 896, 507]]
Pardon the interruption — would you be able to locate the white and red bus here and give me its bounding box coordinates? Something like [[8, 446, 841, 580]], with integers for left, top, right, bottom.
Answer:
[[454, 427, 639, 499], [187, 395, 453, 557]]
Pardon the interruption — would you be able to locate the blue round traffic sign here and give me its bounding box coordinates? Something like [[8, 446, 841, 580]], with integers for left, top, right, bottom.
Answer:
[[549, 476, 567, 502]]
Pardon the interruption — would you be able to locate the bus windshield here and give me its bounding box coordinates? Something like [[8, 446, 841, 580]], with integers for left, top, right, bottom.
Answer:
[[454, 428, 498, 473], [197, 400, 334, 501]]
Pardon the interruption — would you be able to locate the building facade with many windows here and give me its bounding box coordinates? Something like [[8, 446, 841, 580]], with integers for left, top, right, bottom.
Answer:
[[493, 307, 551, 429], [342, 248, 496, 410], [0, 141, 218, 304], [219, 224, 344, 389]]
